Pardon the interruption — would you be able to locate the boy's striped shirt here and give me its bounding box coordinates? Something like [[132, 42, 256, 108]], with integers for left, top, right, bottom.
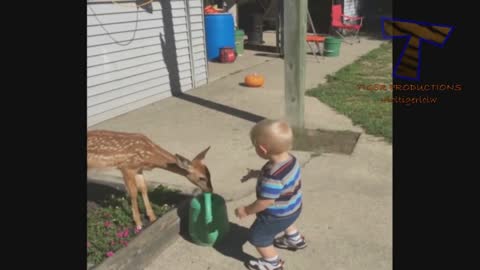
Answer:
[[256, 154, 302, 217]]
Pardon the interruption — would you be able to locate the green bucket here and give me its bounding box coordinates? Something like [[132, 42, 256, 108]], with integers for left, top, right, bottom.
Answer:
[[235, 29, 245, 56], [188, 192, 230, 246], [324, 36, 342, 57]]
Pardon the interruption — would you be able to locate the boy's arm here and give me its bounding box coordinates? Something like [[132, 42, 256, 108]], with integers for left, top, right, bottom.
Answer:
[[245, 199, 275, 215], [245, 175, 284, 215], [235, 174, 282, 218]]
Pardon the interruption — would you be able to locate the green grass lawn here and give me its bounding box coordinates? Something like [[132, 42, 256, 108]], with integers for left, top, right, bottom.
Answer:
[[306, 42, 392, 142]]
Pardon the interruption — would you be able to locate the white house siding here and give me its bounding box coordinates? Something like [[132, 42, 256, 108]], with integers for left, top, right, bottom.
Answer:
[[344, 0, 359, 16], [186, 0, 208, 87], [87, 0, 208, 127]]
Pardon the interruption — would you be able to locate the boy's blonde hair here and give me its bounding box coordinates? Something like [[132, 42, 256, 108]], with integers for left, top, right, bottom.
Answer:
[[250, 119, 293, 155]]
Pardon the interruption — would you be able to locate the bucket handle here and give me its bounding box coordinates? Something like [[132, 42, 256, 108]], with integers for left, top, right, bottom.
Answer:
[[204, 192, 213, 225]]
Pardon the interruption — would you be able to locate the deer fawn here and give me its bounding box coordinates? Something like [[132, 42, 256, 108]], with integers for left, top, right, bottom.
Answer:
[[87, 130, 212, 230]]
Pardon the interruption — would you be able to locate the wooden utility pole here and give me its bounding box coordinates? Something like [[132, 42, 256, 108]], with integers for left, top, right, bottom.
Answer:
[[283, 0, 308, 129]]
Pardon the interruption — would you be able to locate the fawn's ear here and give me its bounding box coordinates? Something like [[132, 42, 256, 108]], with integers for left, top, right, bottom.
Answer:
[[193, 146, 211, 161], [175, 154, 193, 171]]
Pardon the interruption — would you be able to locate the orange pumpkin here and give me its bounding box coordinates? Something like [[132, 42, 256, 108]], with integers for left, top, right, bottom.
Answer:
[[244, 73, 264, 87]]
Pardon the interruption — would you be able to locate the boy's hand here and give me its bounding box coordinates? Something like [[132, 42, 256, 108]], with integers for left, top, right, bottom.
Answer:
[[240, 169, 261, 183], [235, 206, 248, 219]]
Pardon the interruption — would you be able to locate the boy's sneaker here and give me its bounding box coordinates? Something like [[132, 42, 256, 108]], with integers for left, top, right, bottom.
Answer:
[[274, 234, 308, 251], [245, 258, 285, 270]]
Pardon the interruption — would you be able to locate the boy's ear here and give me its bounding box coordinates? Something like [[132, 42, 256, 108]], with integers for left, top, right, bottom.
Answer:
[[258, 144, 268, 155]]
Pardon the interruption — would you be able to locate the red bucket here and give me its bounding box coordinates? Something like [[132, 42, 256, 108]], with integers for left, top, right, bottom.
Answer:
[[219, 47, 236, 63]]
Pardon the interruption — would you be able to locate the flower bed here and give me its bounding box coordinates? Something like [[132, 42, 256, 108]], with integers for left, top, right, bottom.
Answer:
[[87, 183, 185, 267]]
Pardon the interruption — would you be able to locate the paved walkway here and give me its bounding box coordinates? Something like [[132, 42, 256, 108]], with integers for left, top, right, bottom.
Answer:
[[90, 37, 391, 270]]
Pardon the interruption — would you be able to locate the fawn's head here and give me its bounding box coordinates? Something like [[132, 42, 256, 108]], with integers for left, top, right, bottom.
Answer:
[[175, 146, 213, 192]]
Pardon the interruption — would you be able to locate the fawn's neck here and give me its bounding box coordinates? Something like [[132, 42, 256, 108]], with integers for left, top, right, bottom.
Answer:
[[147, 144, 192, 178], [163, 163, 189, 177]]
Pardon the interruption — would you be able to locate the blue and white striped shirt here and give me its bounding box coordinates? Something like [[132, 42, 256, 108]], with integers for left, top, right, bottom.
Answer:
[[256, 154, 302, 217]]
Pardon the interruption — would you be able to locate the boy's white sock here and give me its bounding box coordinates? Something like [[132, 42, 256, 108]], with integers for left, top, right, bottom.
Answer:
[[286, 230, 302, 243], [263, 255, 280, 265]]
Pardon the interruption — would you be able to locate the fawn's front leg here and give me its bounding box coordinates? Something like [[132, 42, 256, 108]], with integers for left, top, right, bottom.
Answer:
[[121, 169, 143, 230], [135, 173, 157, 222]]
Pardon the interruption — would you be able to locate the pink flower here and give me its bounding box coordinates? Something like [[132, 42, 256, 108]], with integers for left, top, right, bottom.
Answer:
[[110, 240, 116, 246], [116, 229, 130, 238], [122, 240, 128, 247], [134, 227, 141, 234], [106, 251, 114, 257], [104, 221, 112, 228]]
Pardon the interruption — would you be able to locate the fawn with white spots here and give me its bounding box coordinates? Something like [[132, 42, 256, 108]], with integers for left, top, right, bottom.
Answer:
[[87, 130, 212, 230]]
